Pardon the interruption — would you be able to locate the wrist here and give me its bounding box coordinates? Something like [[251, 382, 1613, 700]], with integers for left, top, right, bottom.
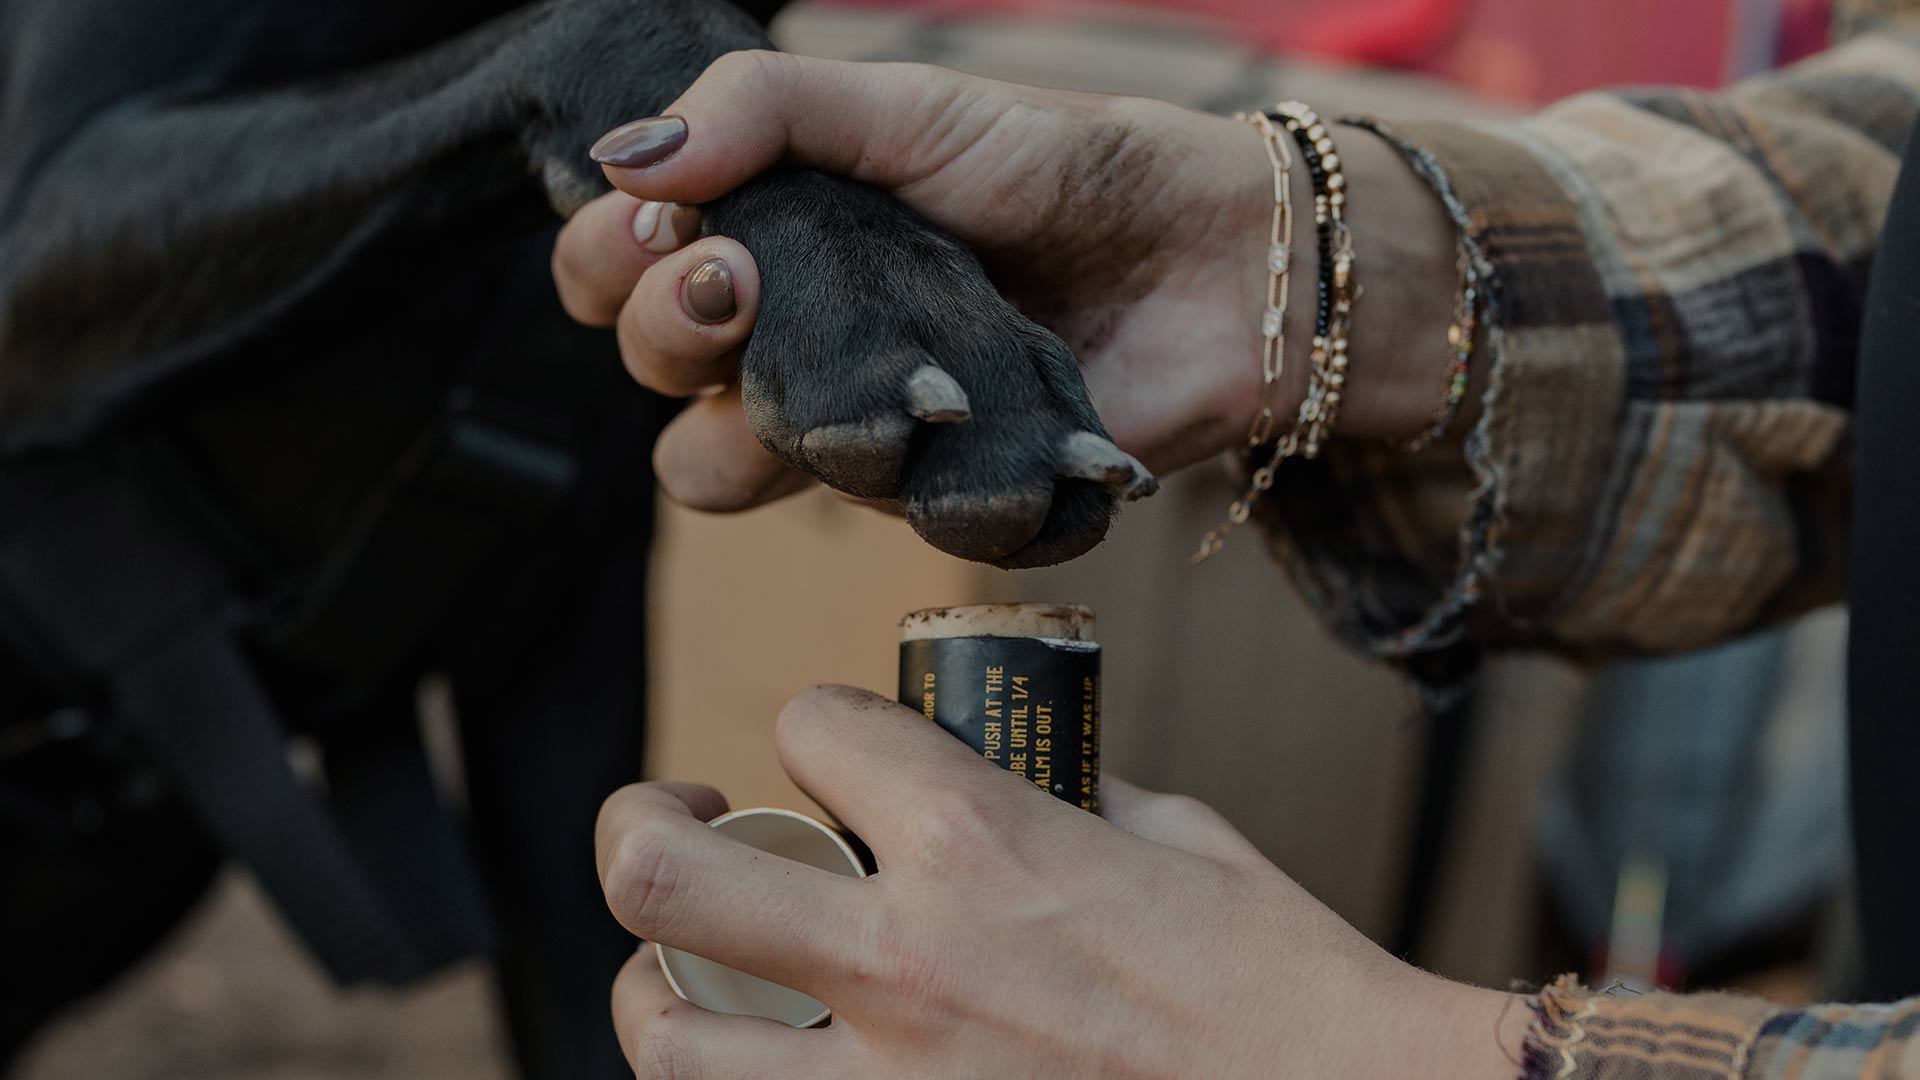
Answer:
[[1212, 870, 1517, 1079], [1078, 100, 1468, 472], [1343, 968, 1528, 1079], [1096, 98, 1285, 471], [1328, 122, 1472, 443], [1430, 981, 1535, 1078]]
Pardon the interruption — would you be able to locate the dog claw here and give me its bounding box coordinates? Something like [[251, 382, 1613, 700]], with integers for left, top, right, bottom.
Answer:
[[905, 365, 971, 423], [1057, 432, 1158, 500]]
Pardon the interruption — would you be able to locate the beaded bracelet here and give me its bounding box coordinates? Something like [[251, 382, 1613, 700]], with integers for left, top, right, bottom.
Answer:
[[1273, 100, 1356, 459], [1395, 245, 1480, 453]]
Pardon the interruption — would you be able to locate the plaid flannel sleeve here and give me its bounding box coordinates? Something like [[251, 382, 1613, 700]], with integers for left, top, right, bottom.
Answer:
[[1256, 21, 1920, 661], [1254, 18, 1920, 1080], [1523, 976, 1920, 1079]]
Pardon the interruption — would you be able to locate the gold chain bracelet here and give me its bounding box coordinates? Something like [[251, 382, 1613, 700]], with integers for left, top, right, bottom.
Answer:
[[1243, 111, 1296, 448], [1192, 109, 1297, 563]]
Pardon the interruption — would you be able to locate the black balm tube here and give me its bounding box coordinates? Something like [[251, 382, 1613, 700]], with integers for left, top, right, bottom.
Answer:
[[897, 604, 1101, 812]]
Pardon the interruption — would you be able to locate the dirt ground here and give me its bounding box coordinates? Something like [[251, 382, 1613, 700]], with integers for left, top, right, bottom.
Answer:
[[13, 874, 512, 1080]]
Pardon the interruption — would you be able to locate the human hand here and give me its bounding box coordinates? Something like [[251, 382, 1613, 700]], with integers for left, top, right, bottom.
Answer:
[[595, 685, 1521, 1078], [552, 52, 1461, 517]]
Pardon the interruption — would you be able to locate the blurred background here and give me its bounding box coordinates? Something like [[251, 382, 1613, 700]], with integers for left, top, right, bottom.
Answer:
[[9, 0, 1852, 1076]]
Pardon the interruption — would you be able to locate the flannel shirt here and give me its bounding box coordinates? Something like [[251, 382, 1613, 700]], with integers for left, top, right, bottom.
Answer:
[[1251, 6, 1920, 1078]]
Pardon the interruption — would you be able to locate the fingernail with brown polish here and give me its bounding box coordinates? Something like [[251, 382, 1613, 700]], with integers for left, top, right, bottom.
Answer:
[[683, 257, 735, 324], [590, 115, 688, 169], [632, 201, 702, 253]]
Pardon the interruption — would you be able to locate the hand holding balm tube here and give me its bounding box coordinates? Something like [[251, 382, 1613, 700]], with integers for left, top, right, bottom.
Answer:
[[654, 602, 1101, 1029], [898, 603, 1101, 812]]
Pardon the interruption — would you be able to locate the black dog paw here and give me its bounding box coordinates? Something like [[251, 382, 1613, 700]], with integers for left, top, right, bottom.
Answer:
[[705, 167, 1156, 569], [512, 1, 1153, 568]]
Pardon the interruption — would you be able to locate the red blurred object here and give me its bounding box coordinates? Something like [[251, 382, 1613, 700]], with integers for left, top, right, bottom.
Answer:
[[1777, 0, 1835, 64], [1432, 0, 1734, 101], [819, 0, 1833, 101], [1280, 0, 1473, 67]]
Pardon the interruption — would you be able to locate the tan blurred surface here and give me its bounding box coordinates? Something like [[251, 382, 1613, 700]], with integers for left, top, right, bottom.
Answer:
[[643, 489, 980, 816]]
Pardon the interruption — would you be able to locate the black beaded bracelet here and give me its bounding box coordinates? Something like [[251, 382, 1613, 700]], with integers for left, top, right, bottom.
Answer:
[[1269, 102, 1354, 458]]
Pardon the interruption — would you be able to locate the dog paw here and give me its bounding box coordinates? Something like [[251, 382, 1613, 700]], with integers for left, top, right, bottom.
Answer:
[[706, 167, 1155, 569]]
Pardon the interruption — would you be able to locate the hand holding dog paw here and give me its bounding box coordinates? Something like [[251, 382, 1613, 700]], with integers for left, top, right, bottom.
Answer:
[[553, 52, 1459, 565], [553, 55, 1271, 531]]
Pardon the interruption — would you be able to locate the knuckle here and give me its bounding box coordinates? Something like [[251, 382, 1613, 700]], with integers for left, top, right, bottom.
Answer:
[[651, 439, 694, 504], [1166, 793, 1244, 844], [604, 814, 685, 934], [548, 243, 582, 305], [554, 286, 594, 327], [841, 905, 947, 1016], [549, 215, 622, 327], [634, 1025, 701, 1080], [876, 59, 943, 91], [1143, 790, 1252, 854], [707, 48, 791, 98], [550, 256, 602, 328], [596, 785, 638, 864], [1153, 792, 1212, 821], [899, 787, 1013, 870], [614, 307, 665, 390]]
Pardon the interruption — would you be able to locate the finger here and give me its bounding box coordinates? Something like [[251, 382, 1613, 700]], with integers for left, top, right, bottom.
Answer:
[[589, 51, 979, 204], [612, 950, 840, 1077], [615, 237, 761, 397], [641, 780, 731, 824], [552, 190, 700, 328], [654, 385, 814, 512], [1099, 774, 1263, 863], [595, 782, 874, 993], [775, 684, 1065, 857]]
